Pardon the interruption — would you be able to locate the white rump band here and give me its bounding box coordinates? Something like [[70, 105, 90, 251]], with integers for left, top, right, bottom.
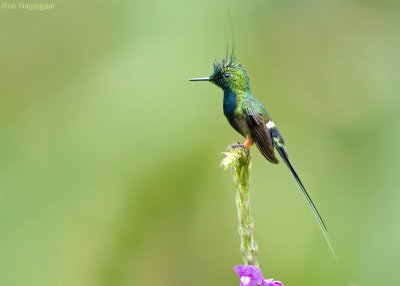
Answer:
[[266, 121, 275, 129]]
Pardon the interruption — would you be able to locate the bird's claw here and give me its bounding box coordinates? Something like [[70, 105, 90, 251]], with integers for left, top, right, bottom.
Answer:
[[227, 142, 243, 151], [227, 142, 250, 156]]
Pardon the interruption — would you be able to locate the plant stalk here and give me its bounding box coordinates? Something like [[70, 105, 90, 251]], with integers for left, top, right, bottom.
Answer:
[[221, 145, 259, 266]]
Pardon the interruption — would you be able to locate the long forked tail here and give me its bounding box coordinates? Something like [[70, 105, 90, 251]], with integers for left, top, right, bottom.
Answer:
[[274, 141, 338, 260]]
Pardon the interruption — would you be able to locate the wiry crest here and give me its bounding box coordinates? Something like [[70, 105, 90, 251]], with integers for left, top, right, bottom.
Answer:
[[211, 11, 241, 77], [212, 43, 238, 74]]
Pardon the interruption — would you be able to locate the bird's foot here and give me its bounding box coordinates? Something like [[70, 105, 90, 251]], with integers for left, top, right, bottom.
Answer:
[[227, 142, 250, 156], [227, 141, 243, 150]]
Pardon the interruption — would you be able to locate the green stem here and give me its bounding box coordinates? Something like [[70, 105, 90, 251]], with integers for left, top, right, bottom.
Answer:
[[221, 146, 259, 266]]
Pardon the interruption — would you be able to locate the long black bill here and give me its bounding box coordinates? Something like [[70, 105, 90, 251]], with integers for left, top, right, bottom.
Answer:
[[188, 77, 210, 81]]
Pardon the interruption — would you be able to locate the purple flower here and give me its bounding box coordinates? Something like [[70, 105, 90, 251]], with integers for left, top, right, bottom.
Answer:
[[234, 265, 264, 286], [234, 265, 283, 286], [263, 278, 283, 286]]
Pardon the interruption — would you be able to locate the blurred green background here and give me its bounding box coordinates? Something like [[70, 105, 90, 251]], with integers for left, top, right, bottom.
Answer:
[[1, 0, 400, 285]]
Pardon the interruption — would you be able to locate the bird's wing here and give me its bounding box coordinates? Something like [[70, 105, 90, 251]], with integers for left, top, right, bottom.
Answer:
[[243, 104, 279, 164]]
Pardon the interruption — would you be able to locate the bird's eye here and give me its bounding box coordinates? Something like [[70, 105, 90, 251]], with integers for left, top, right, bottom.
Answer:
[[223, 73, 231, 79]]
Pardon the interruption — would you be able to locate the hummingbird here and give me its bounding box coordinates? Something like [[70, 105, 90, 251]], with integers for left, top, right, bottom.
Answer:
[[189, 53, 337, 259]]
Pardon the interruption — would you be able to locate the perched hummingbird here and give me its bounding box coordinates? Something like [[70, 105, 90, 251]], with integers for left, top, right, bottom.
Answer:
[[189, 54, 337, 259]]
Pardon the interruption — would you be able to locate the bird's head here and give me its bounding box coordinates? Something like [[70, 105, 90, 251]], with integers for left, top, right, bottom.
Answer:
[[189, 56, 250, 93]]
